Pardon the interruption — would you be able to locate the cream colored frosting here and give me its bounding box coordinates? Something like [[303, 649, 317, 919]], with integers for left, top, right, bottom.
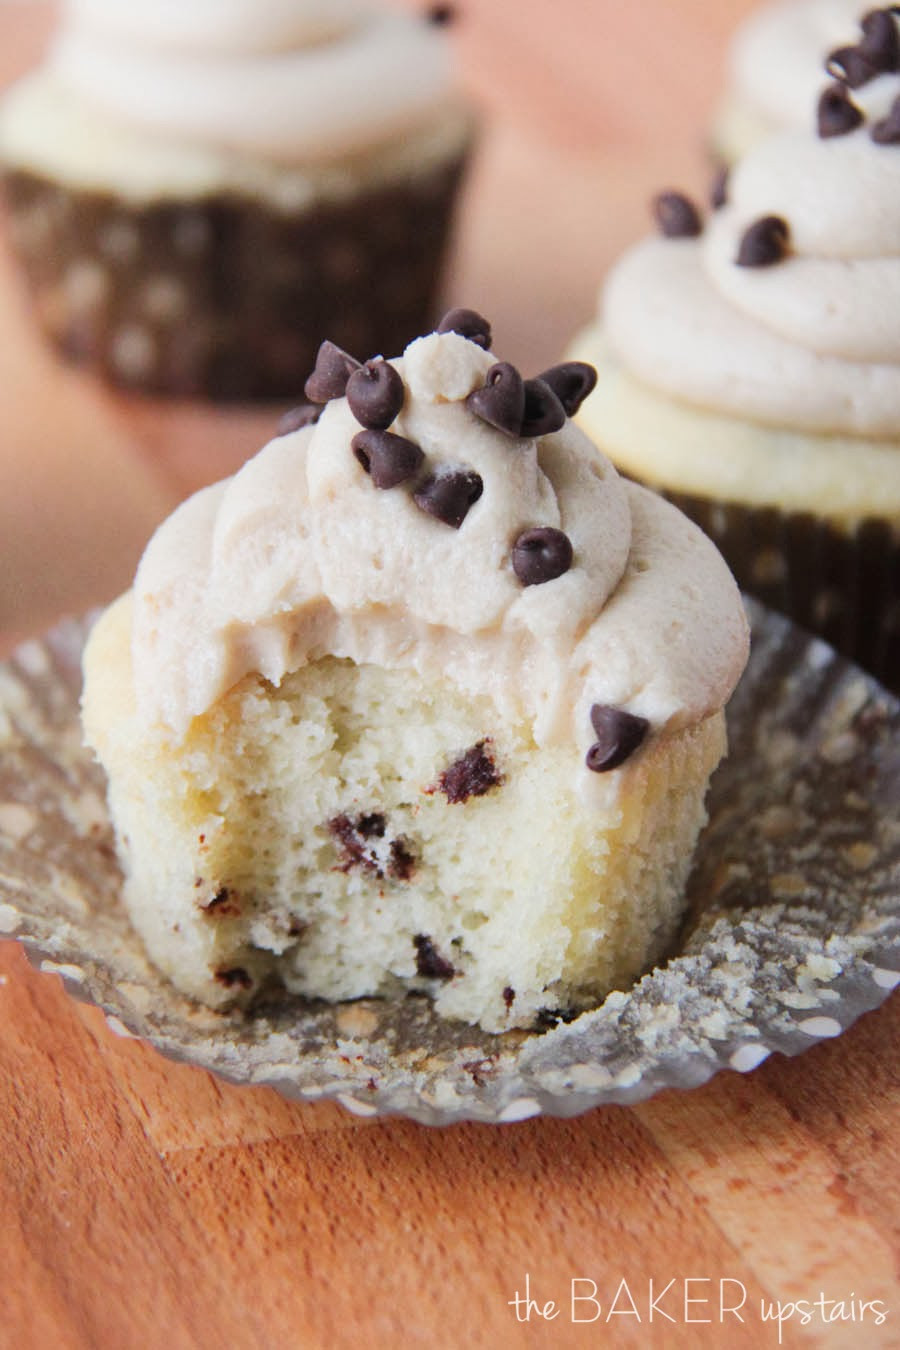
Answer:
[[128, 332, 748, 785], [4, 1, 459, 166], [604, 75, 900, 438], [721, 0, 867, 139]]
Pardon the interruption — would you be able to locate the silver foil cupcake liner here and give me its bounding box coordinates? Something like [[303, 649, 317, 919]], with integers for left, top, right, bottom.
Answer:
[[0, 599, 897, 1125], [1, 154, 467, 400]]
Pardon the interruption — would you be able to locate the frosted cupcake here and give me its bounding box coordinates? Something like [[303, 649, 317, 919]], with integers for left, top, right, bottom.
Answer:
[[0, 1, 472, 399], [81, 310, 748, 1033], [570, 43, 900, 691], [713, 0, 890, 160]]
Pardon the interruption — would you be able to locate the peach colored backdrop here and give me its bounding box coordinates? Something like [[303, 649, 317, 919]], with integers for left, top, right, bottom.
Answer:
[[1, 7, 897, 1349]]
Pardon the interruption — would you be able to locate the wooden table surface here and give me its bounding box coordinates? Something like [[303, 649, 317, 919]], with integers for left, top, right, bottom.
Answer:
[[1, 4, 898, 1347]]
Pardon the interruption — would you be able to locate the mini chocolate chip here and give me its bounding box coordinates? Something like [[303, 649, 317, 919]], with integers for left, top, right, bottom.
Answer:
[[426, 3, 456, 24], [817, 83, 865, 138], [827, 44, 874, 86], [346, 358, 405, 429], [586, 704, 650, 773], [304, 340, 361, 403], [872, 91, 900, 142], [858, 7, 900, 69], [352, 429, 424, 488], [214, 967, 253, 990], [710, 165, 729, 210], [466, 361, 525, 435], [503, 985, 516, 1009], [414, 469, 483, 528], [276, 402, 321, 436], [389, 838, 417, 882], [413, 934, 455, 980], [735, 215, 790, 268], [512, 527, 573, 586], [534, 362, 598, 416], [439, 740, 502, 803], [521, 378, 566, 437], [436, 306, 492, 348], [357, 813, 386, 838], [653, 190, 703, 238]]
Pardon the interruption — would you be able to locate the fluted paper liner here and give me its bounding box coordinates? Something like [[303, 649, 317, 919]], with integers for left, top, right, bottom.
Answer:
[[0, 599, 897, 1124], [2, 154, 467, 400], [660, 488, 900, 696]]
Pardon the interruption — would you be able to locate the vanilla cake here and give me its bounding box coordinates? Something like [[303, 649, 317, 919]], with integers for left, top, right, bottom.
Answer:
[[82, 312, 749, 1032]]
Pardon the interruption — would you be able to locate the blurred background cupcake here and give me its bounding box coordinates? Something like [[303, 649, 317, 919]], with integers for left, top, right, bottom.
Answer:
[[570, 9, 900, 691], [713, 0, 874, 160], [0, 0, 473, 399]]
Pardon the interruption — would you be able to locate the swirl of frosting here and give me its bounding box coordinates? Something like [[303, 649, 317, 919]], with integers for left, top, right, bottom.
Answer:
[[46, 0, 456, 160], [604, 71, 900, 437], [62, 0, 371, 54], [129, 331, 747, 782], [724, 0, 865, 136]]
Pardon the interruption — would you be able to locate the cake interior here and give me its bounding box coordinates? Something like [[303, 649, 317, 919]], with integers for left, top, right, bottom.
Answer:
[[84, 596, 726, 1033]]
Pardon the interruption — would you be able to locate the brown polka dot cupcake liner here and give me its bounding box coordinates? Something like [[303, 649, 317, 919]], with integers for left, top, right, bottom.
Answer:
[[656, 489, 900, 696], [1, 154, 467, 400]]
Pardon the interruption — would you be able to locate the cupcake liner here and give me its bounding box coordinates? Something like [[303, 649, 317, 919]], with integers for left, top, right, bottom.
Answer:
[[1, 152, 468, 399], [0, 600, 897, 1125], [659, 488, 900, 696]]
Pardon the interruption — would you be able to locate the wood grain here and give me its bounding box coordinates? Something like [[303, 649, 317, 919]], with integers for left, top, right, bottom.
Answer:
[[0, 2, 897, 1347]]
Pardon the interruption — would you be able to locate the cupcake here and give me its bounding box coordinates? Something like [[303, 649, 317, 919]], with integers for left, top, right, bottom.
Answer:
[[713, 0, 888, 161], [80, 310, 749, 1033], [0, 1, 472, 399], [570, 43, 900, 692]]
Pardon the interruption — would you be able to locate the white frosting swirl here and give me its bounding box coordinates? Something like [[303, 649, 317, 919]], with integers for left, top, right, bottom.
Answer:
[[63, 0, 371, 54], [605, 77, 900, 437], [43, 1, 457, 161], [129, 332, 748, 781], [724, 0, 867, 136]]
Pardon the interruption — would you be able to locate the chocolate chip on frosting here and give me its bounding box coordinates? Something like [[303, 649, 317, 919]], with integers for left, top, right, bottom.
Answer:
[[826, 9, 899, 86], [304, 340, 361, 403], [352, 429, 424, 488], [826, 44, 877, 87], [413, 468, 483, 527], [736, 215, 790, 268], [520, 378, 567, 436], [346, 358, 405, 429], [512, 527, 574, 586], [535, 362, 598, 416], [425, 4, 456, 25], [436, 307, 492, 349], [586, 705, 649, 773], [710, 166, 730, 210], [466, 362, 525, 435], [276, 402, 321, 436], [871, 92, 900, 142], [653, 191, 703, 239], [817, 83, 865, 138]]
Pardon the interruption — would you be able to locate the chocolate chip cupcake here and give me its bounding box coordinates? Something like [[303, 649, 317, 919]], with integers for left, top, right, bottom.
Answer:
[[81, 311, 748, 1033], [570, 36, 900, 692], [712, 0, 876, 161], [0, 1, 472, 399]]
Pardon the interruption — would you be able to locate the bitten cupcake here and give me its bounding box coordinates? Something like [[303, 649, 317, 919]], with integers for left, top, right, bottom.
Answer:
[[81, 310, 748, 1034], [713, 0, 876, 161], [570, 36, 900, 691], [0, 1, 472, 399]]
